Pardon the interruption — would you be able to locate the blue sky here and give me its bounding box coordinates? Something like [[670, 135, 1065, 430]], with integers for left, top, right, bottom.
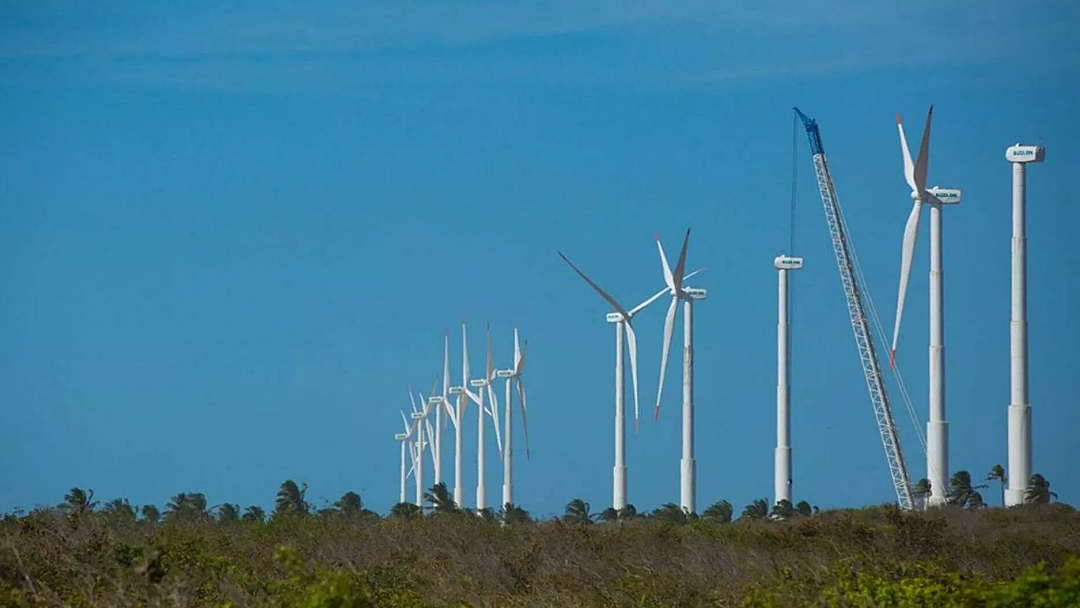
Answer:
[[1, 1, 1077, 517]]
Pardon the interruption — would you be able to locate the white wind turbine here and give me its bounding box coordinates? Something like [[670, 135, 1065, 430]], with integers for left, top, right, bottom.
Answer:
[[409, 377, 440, 509], [394, 409, 419, 505], [654, 229, 707, 515], [439, 330, 466, 507], [464, 321, 503, 513], [558, 250, 704, 511], [496, 328, 530, 510], [890, 105, 962, 508]]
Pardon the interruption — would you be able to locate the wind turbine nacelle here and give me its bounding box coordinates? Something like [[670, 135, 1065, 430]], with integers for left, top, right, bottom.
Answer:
[[606, 312, 625, 323], [1006, 144, 1046, 164], [495, 370, 514, 379], [448, 386, 465, 395], [410, 412, 424, 420], [469, 379, 486, 388], [395, 433, 408, 441], [774, 255, 804, 270], [927, 187, 961, 204], [427, 396, 442, 406], [685, 287, 707, 300]]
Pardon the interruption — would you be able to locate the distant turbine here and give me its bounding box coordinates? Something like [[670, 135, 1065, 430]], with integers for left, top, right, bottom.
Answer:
[[466, 321, 502, 513], [497, 328, 531, 509], [558, 250, 703, 511], [654, 229, 707, 515]]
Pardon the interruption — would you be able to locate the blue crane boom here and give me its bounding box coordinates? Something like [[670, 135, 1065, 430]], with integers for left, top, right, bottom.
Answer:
[[793, 108, 915, 511]]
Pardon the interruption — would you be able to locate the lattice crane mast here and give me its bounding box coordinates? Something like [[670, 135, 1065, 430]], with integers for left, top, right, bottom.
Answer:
[[793, 107, 915, 511]]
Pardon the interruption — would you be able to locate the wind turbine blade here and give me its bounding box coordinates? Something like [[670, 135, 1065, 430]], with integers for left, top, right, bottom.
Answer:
[[486, 321, 495, 381], [518, 339, 527, 374], [629, 285, 671, 318], [516, 378, 531, 460], [466, 388, 482, 406], [672, 228, 691, 288], [913, 105, 933, 194], [513, 326, 522, 373], [408, 388, 418, 414], [624, 321, 641, 433], [656, 233, 675, 290], [443, 329, 451, 398], [655, 296, 679, 421], [461, 318, 470, 417], [487, 383, 503, 459], [400, 410, 411, 433], [890, 201, 923, 370], [557, 251, 632, 319], [897, 114, 917, 192]]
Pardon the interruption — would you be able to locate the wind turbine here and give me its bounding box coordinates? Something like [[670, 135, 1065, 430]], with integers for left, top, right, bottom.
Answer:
[[557, 250, 704, 511], [395, 410, 418, 505], [654, 229, 707, 515], [409, 377, 440, 509], [1004, 142, 1045, 507], [890, 105, 962, 508], [774, 255, 803, 507], [496, 327, 530, 510], [440, 329, 466, 507], [465, 321, 502, 513]]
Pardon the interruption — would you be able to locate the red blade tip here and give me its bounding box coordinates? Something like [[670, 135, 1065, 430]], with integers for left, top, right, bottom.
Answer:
[[654, 232, 660, 241], [653, 405, 660, 421], [889, 349, 897, 371], [896, 113, 902, 125]]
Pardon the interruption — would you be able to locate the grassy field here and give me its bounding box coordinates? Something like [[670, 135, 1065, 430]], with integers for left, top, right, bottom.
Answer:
[[1, 489, 1077, 607]]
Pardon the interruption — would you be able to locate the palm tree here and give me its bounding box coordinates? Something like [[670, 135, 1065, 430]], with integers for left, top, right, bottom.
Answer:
[[476, 507, 497, 523], [795, 500, 813, 517], [140, 504, 161, 523], [1025, 473, 1058, 504], [242, 506, 265, 523], [702, 500, 733, 523], [598, 507, 619, 523], [274, 480, 310, 517], [912, 478, 932, 511], [617, 504, 638, 521], [562, 498, 595, 524], [740, 498, 769, 520], [498, 502, 531, 525], [215, 503, 240, 524], [948, 471, 988, 509], [770, 499, 794, 520], [651, 503, 690, 525], [61, 487, 97, 517], [103, 498, 136, 519], [164, 492, 210, 521], [987, 465, 1007, 507], [389, 502, 422, 520], [333, 492, 364, 517], [423, 482, 459, 515]]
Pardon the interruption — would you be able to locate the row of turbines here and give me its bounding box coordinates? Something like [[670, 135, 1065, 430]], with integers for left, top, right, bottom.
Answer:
[[391, 105, 1046, 514], [394, 324, 530, 512]]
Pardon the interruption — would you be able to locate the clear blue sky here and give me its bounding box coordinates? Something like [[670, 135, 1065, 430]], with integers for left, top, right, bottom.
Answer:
[[2, 1, 1077, 517]]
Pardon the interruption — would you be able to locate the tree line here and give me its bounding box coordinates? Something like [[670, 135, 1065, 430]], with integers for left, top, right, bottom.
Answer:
[[27, 465, 1058, 529]]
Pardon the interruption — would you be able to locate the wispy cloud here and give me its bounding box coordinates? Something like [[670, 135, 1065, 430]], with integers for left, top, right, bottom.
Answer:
[[1, 0, 1076, 93]]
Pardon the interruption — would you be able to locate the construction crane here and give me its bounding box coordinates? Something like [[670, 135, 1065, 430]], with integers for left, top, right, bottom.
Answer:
[[793, 107, 915, 511]]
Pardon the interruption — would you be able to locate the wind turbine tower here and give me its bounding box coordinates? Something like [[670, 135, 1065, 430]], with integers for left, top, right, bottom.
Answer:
[[1005, 142, 1046, 507], [891, 106, 961, 508], [774, 254, 802, 507], [497, 328, 531, 509], [654, 229, 706, 515]]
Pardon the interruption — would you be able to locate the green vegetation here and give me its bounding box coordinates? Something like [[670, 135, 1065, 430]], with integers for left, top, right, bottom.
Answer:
[[0, 471, 1075, 607]]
